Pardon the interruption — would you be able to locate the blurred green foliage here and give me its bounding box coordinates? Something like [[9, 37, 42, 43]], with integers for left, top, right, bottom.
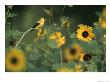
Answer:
[[5, 5, 106, 72]]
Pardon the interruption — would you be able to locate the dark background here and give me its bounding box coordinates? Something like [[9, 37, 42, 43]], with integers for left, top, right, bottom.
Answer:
[[8, 5, 105, 30], [5, 5, 105, 46]]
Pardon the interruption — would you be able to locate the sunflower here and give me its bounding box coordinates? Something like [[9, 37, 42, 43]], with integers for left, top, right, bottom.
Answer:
[[49, 32, 66, 48], [57, 64, 82, 72], [49, 32, 62, 39], [99, 17, 106, 29], [57, 67, 73, 72], [64, 44, 83, 62], [101, 7, 106, 17], [60, 16, 71, 28], [98, 7, 106, 29], [73, 64, 82, 72], [5, 48, 25, 72], [56, 36, 65, 48], [76, 24, 94, 42], [63, 21, 70, 28], [79, 53, 85, 62]]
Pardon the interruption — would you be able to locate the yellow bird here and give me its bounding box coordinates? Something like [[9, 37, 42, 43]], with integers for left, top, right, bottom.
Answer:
[[32, 18, 46, 30]]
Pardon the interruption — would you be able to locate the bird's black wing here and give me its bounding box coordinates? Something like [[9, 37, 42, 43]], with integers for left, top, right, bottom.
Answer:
[[32, 23, 40, 28]]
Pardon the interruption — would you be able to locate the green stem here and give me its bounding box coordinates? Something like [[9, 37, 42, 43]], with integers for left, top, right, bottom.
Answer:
[[60, 49, 63, 63], [102, 46, 106, 71], [98, 52, 104, 72], [10, 17, 13, 30], [5, 9, 10, 23], [67, 27, 71, 37], [48, 16, 52, 25], [50, 6, 55, 25], [60, 5, 66, 17], [25, 65, 27, 72], [10, 16, 13, 40]]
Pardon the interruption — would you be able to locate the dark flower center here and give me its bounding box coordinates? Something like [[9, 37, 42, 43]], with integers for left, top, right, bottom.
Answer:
[[11, 57, 18, 64], [70, 48, 76, 55], [9, 40, 14, 46], [82, 31, 89, 38], [9, 39, 16, 46], [63, 21, 69, 27], [63, 58, 68, 63], [83, 54, 91, 61]]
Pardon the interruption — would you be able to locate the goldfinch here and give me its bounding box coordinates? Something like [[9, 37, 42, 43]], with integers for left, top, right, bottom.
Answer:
[[32, 18, 46, 30]]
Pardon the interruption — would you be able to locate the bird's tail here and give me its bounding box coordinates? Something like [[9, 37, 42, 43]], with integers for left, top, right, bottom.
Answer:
[[31, 25, 36, 31]]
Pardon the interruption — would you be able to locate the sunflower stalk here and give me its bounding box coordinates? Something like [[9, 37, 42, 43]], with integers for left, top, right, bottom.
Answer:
[[48, 16, 52, 25], [67, 27, 71, 37], [60, 5, 66, 17], [24, 65, 27, 72], [102, 46, 106, 71], [50, 6, 55, 25], [5, 9, 10, 23], [60, 49, 63, 63]]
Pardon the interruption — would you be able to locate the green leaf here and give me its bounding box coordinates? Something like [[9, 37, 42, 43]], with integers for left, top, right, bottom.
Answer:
[[25, 44, 33, 52], [60, 16, 69, 23], [26, 61, 37, 72], [87, 62, 98, 72], [27, 54, 40, 61], [95, 12, 101, 17], [7, 5, 13, 9], [43, 48, 61, 64], [5, 30, 24, 39], [55, 26, 62, 30], [47, 39, 57, 48], [47, 49, 61, 63], [34, 66, 50, 72], [52, 61, 76, 70], [75, 40, 103, 55], [27, 61, 49, 72], [70, 32, 76, 39], [60, 16, 72, 26], [91, 56, 100, 63], [43, 9, 52, 16], [52, 63, 63, 70], [7, 12, 18, 17]]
